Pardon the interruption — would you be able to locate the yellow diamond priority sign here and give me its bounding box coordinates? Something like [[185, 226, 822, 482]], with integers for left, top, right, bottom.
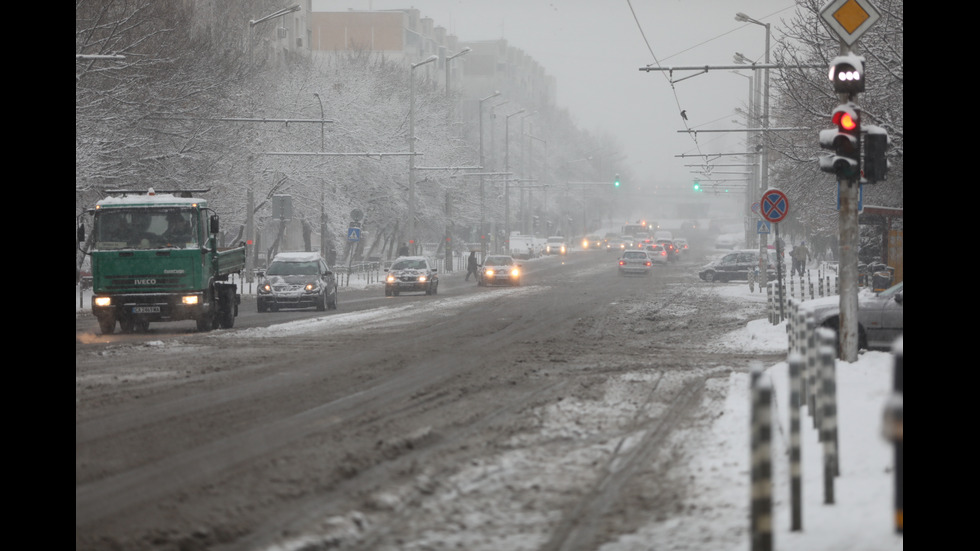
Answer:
[[820, 0, 881, 46]]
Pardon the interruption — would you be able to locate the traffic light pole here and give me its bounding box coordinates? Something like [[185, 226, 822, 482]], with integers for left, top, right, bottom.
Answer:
[[837, 47, 861, 363]]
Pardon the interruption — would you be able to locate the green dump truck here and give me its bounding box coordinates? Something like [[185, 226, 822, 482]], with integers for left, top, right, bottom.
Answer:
[[77, 188, 246, 334]]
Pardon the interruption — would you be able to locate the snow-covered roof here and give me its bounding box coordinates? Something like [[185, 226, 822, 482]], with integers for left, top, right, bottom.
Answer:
[[271, 252, 322, 263], [96, 190, 204, 208]]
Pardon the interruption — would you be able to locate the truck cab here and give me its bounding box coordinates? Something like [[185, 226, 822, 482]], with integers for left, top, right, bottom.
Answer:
[[78, 188, 245, 334]]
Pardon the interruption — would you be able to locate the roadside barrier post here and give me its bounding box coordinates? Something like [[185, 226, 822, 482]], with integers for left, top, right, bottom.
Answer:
[[803, 311, 816, 402], [819, 344, 839, 503], [751, 370, 774, 551], [788, 353, 804, 531], [882, 338, 903, 533]]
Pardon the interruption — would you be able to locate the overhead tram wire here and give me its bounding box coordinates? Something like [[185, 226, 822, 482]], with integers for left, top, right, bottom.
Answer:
[[625, 0, 705, 157], [625, 0, 795, 173]]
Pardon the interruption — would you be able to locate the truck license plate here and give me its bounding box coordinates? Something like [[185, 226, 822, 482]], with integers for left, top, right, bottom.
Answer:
[[133, 306, 160, 314]]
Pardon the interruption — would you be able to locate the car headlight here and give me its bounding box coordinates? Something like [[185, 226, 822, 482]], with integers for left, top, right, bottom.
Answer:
[[259, 283, 272, 293], [418, 275, 427, 283], [486, 269, 495, 277], [511, 268, 519, 277], [386, 275, 396, 283], [305, 282, 319, 292]]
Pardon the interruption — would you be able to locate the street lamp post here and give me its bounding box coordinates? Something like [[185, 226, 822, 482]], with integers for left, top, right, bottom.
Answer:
[[313, 92, 329, 261], [248, 4, 301, 68], [408, 55, 439, 254], [735, 11, 772, 282], [445, 47, 471, 98], [245, 3, 301, 281], [730, 70, 758, 248], [503, 109, 525, 246], [479, 91, 501, 254], [519, 111, 536, 234]]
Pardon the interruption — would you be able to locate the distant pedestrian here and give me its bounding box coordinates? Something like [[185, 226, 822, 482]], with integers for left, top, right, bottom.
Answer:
[[397, 242, 410, 257], [791, 241, 811, 277], [465, 250, 479, 282]]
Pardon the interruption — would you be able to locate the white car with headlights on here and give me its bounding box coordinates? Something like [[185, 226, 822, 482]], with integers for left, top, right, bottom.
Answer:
[[384, 256, 439, 296], [478, 255, 523, 287]]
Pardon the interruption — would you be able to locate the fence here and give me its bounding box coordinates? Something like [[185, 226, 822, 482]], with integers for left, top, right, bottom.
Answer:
[[333, 252, 469, 288]]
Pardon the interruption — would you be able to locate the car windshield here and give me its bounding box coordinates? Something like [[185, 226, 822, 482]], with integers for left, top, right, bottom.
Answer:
[[392, 260, 427, 270], [267, 261, 319, 276], [93, 207, 198, 250]]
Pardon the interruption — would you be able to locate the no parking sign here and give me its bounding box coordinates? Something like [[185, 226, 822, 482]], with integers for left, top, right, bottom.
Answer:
[[760, 189, 789, 223]]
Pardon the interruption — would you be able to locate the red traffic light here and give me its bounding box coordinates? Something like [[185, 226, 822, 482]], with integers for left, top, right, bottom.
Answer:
[[833, 110, 858, 131]]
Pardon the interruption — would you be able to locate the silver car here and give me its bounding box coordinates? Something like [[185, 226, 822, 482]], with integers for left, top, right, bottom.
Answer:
[[804, 281, 903, 350], [618, 250, 653, 276]]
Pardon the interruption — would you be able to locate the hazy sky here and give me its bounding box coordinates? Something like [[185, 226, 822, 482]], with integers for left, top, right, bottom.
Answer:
[[317, 0, 802, 192]]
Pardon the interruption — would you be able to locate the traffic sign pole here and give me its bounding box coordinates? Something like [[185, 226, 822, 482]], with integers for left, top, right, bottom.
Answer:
[[760, 188, 789, 321]]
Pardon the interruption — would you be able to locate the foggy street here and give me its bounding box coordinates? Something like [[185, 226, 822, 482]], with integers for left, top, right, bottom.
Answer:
[[76, 244, 783, 551]]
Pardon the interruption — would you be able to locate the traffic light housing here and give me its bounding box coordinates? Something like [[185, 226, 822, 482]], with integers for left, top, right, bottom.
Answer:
[[864, 125, 889, 182], [829, 54, 865, 94], [614, 174, 621, 188], [819, 103, 861, 179]]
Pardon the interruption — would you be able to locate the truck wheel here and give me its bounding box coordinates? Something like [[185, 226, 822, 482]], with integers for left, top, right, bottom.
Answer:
[[119, 317, 135, 333], [218, 303, 235, 328], [134, 319, 150, 332], [98, 317, 116, 335], [197, 307, 215, 332], [196, 316, 213, 332]]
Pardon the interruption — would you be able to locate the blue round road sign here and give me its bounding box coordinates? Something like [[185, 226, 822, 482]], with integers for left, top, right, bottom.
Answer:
[[760, 189, 789, 223]]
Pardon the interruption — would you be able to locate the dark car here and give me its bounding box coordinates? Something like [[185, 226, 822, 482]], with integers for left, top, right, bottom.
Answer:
[[699, 249, 776, 282], [257, 252, 338, 312], [478, 255, 522, 287], [655, 238, 680, 261], [805, 281, 903, 350], [385, 256, 439, 296]]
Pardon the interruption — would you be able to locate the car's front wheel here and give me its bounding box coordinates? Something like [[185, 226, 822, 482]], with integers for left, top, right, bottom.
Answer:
[[703, 271, 716, 282]]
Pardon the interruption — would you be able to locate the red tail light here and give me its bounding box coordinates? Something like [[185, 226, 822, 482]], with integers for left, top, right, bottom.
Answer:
[[645, 261, 652, 266], [619, 260, 626, 266]]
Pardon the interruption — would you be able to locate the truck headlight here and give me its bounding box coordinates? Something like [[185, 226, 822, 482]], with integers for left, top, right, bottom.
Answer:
[[93, 296, 112, 307], [182, 295, 199, 305]]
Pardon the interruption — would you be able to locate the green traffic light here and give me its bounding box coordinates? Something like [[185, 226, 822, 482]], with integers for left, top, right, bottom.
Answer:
[[614, 174, 621, 188], [693, 181, 701, 192]]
